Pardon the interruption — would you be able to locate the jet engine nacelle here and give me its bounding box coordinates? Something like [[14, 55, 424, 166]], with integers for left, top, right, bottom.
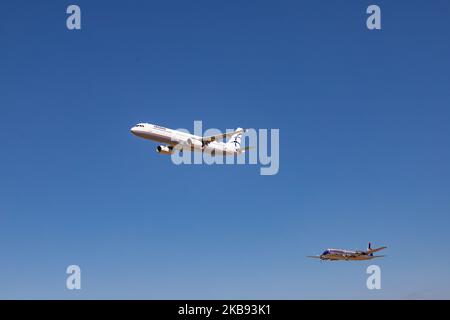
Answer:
[[156, 145, 174, 155], [185, 138, 203, 150]]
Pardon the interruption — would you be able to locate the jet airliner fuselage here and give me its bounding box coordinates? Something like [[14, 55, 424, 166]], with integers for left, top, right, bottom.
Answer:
[[130, 123, 246, 156]]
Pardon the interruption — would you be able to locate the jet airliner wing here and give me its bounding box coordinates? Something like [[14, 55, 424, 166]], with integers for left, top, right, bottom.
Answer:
[[201, 128, 245, 143]]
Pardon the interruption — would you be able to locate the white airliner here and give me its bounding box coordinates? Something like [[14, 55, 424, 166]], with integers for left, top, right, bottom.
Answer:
[[307, 243, 387, 261], [130, 123, 249, 156]]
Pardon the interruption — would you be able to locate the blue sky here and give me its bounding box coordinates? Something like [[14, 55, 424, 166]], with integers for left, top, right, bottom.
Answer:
[[1, 0, 450, 299]]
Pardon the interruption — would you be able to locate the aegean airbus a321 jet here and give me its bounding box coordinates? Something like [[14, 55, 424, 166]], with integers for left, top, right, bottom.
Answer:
[[307, 243, 387, 261], [130, 123, 249, 156]]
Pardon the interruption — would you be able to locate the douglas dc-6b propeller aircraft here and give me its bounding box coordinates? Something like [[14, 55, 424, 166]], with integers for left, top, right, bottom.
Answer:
[[307, 243, 387, 261], [130, 123, 250, 156]]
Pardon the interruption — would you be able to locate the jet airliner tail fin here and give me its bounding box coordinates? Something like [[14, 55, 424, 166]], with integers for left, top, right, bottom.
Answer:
[[226, 128, 244, 152]]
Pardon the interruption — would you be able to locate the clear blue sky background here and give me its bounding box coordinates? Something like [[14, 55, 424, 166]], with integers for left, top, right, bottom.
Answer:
[[1, 0, 450, 299]]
